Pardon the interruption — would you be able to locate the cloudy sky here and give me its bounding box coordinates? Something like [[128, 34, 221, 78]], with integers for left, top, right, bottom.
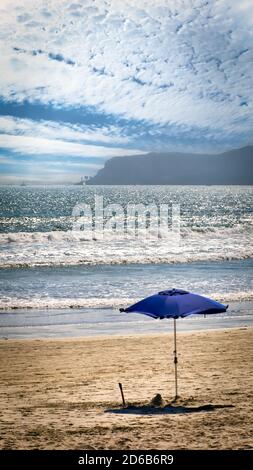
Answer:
[[0, 0, 253, 183]]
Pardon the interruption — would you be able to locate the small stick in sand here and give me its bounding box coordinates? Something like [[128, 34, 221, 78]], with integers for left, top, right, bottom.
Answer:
[[118, 382, 126, 408]]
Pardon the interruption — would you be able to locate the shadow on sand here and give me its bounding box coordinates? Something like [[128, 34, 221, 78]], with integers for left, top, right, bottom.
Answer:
[[106, 403, 234, 415]]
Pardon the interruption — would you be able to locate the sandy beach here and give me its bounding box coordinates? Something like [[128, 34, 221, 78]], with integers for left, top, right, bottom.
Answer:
[[0, 327, 252, 450]]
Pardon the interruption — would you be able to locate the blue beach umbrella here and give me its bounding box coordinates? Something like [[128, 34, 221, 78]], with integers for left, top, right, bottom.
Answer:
[[120, 289, 228, 399]]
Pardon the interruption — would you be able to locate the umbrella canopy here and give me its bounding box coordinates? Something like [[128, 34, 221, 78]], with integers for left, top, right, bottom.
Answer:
[[120, 289, 228, 399], [120, 288, 228, 319]]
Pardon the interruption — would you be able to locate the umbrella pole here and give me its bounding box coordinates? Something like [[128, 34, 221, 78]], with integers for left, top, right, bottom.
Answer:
[[173, 318, 178, 399]]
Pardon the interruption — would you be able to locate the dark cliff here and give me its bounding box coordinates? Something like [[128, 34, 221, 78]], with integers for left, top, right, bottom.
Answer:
[[87, 146, 253, 185]]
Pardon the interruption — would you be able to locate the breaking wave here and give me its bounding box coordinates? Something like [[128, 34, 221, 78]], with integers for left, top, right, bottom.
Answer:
[[0, 291, 252, 311], [0, 224, 252, 268]]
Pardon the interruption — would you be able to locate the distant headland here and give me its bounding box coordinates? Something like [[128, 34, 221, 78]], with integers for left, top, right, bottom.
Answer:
[[87, 146, 253, 185]]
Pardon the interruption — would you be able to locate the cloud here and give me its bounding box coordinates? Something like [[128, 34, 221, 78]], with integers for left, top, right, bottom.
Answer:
[[0, 153, 104, 184], [0, 115, 132, 146], [0, 155, 18, 165], [13, 46, 76, 66], [0, 132, 145, 158], [0, 0, 252, 153]]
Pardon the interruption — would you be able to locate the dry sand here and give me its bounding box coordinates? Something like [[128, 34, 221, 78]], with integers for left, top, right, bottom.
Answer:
[[0, 328, 252, 450]]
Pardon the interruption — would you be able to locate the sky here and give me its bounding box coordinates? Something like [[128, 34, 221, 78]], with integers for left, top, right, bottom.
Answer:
[[0, 0, 253, 184]]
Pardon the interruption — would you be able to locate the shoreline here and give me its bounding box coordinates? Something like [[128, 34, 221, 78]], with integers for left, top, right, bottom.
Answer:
[[1, 324, 252, 343], [1, 299, 252, 339], [0, 327, 252, 449]]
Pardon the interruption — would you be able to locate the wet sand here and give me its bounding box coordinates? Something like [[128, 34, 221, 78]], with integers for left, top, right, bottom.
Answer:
[[0, 328, 252, 449]]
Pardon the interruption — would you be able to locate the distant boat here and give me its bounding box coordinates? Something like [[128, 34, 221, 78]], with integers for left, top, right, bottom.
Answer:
[[20, 181, 27, 187], [75, 176, 90, 186]]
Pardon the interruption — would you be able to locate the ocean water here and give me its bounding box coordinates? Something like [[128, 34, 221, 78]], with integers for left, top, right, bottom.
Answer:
[[0, 185, 252, 267], [0, 185, 252, 338]]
